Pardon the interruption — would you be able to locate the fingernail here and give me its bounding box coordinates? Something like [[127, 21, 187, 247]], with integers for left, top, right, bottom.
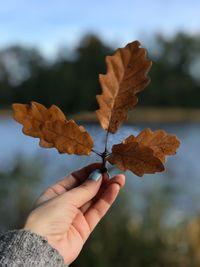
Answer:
[[88, 169, 102, 181]]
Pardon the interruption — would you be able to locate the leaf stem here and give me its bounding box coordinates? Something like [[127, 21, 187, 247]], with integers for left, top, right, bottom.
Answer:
[[101, 150, 108, 173], [99, 129, 110, 173], [91, 149, 102, 157], [104, 130, 109, 154], [92, 131, 111, 173]]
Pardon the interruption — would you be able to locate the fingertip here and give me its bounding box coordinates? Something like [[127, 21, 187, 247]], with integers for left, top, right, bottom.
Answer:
[[111, 182, 121, 194], [88, 169, 102, 181], [110, 174, 126, 188], [102, 182, 121, 204], [119, 174, 126, 187], [64, 171, 103, 208], [71, 162, 102, 182]]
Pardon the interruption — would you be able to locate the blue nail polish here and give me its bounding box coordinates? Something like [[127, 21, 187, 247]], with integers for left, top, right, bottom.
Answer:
[[88, 169, 102, 181]]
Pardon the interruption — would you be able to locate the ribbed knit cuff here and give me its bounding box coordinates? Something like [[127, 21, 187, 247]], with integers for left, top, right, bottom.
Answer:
[[0, 229, 67, 267]]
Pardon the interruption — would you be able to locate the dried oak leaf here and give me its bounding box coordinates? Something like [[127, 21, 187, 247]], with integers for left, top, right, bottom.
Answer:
[[42, 120, 93, 155], [107, 129, 180, 177], [131, 128, 181, 163], [12, 101, 66, 148], [12, 102, 93, 155], [96, 41, 152, 134]]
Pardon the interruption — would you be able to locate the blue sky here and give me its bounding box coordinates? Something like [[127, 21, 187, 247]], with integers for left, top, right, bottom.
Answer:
[[0, 0, 200, 56]]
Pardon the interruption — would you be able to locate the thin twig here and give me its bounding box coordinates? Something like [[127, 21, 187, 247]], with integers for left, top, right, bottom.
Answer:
[[104, 129, 110, 153], [91, 149, 102, 157], [100, 129, 110, 172], [105, 153, 112, 157]]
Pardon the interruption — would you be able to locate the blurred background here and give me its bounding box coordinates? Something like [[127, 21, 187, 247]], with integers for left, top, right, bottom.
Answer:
[[0, 0, 200, 266]]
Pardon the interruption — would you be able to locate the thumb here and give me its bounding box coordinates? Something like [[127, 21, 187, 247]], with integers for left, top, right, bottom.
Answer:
[[63, 169, 103, 208]]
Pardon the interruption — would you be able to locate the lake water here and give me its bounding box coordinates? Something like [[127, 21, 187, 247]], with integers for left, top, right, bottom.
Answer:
[[0, 117, 200, 227]]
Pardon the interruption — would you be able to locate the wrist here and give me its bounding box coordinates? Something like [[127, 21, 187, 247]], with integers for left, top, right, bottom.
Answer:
[[23, 213, 47, 239]]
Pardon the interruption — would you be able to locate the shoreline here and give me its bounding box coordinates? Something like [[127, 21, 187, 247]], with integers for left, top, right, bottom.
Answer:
[[1, 108, 200, 123], [73, 108, 200, 124]]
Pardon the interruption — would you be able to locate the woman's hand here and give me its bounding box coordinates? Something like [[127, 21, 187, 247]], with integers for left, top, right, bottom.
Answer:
[[24, 163, 125, 265]]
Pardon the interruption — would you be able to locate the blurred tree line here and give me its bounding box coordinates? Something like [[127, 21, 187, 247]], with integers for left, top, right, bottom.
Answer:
[[0, 32, 200, 113]]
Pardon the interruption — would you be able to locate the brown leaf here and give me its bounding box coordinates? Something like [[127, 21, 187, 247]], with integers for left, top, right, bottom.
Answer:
[[127, 128, 181, 163], [96, 41, 152, 133], [12, 102, 94, 155], [107, 129, 180, 176], [107, 139, 164, 177], [12, 102, 66, 148], [42, 120, 94, 155]]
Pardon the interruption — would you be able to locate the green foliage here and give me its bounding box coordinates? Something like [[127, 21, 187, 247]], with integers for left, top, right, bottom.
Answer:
[[140, 33, 200, 107], [0, 34, 112, 113], [0, 32, 200, 112], [0, 157, 43, 230]]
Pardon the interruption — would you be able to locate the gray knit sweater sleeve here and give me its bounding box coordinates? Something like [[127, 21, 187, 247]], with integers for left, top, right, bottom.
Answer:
[[0, 230, 68, 267]]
